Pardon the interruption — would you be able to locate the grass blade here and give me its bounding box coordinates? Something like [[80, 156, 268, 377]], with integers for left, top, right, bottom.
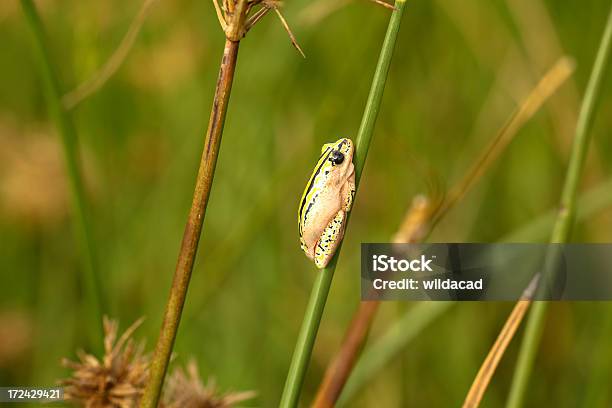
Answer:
[[20, 0, 105, 349], [62, 0, 158, 109], [432, 57, 575, 227], [506, 4, 612, 408]]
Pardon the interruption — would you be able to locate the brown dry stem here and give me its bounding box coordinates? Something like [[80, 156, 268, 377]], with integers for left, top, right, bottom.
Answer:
[[312, 301, 381, 408], [462, 301, 531, 408], [140, 39, 240, 408], [369, 0, 396, 11], [142, 1, 305, 406], [62, 0, 158, 109]]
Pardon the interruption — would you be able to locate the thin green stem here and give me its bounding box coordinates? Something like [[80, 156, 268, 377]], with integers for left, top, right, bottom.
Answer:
[[551, 7, 612, 244], [20, 0, 104, 349], [506, 5, 612, 408], [279, 2, 407, 406], [353, 0, 406, 185]]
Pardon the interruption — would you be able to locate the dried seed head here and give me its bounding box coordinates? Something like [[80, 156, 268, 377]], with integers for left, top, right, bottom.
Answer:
[[214, 0, 305, 56], [163, 359, 256, 408], [60, 316, 148, 408]]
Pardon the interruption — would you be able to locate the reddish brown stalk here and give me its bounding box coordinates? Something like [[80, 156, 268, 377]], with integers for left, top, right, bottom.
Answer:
[[141, 1, 303, 406], [140, 38, 240, 408], [141, 1, 305, 405], [313, 196, 434, 408], [313, 301, 380, 408], [462, 300, 531, 408]]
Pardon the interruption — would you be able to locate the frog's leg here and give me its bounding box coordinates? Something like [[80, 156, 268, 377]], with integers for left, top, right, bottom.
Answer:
[[314, 210, 346, 269], [344, 185, 355, 212]]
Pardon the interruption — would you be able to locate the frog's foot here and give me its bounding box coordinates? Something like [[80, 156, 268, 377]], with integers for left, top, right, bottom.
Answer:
[[314, 211, 346, 269]]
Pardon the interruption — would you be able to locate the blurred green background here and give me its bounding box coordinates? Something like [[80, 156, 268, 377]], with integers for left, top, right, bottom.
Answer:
[[1, 0, 612, 406]]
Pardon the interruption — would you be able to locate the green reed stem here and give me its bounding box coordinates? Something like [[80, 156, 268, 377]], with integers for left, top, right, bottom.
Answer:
[[506, 5, 612, 408], [279, 2, 406, 406], [20, 0, 104, 349]]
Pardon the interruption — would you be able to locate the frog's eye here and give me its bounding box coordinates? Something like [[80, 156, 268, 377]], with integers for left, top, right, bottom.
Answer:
[[330, 150, 345, 165]]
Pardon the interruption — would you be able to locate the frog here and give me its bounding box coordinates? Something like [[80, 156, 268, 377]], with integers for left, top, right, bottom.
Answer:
[[298, 138, 356, 269]]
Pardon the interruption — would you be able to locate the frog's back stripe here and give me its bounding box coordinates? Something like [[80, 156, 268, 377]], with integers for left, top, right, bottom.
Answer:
[[298, 146, 333, 234]]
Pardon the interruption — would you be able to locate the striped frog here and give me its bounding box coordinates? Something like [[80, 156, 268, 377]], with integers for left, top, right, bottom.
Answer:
[[298, 138, 356, 269]]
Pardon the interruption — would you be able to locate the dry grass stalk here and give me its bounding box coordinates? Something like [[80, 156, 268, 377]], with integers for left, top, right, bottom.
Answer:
[[462, 273, 541, 408], [163, 360, 256, 408], [450, 58, 576, 408], [312, 300, 380, 408], [392, 194, 438, 244], [142, 1, 302, 406], [62, 0, 159, 109], [431, 56, 575, 227], [60, 317, 148, 408], [369, 0, 395, 10], [462, 300, 531, 408]]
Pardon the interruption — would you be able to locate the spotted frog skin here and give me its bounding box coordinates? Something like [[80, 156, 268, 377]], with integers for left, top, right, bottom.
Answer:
[[298, 138, 356, 269]]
